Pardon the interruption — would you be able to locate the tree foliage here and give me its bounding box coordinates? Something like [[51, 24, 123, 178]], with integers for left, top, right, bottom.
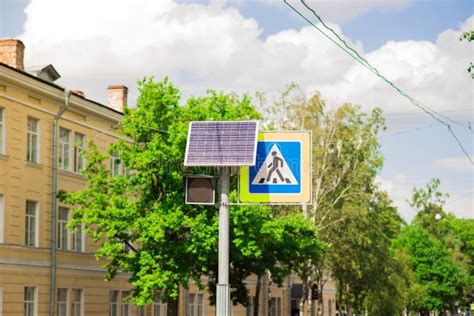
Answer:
[[460, 30, 474, 78], [393, 225, 467, 312], [262, 84, 406, 315], [390, 179, 472, 314], [60, 78, 325, 307]]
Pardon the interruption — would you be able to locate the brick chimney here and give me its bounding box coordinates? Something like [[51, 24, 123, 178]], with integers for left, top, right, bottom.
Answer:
[[0, 39, 25, 70], [107, 85, 128, 113]]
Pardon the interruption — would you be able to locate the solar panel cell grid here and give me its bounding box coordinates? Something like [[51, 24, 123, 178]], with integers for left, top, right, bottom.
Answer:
[[184, 121, 259, 166]]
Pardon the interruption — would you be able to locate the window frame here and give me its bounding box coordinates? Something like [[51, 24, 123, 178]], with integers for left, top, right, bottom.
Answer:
[[71, 222, 83, 252], [57, 288, 68, 316], [187, 293, 195, 316], [73, 133, 85, 173], [111, 152, 122, 176], [25, 201, 39, 247], [24, 286, 37, 316], [59, 127, 71, 171], [120, 290, 131, 316], [57, 207, 69, 250], [187, 293, 204, 316], [197, 294, 204, 316], [71, 288, 83, 316], [268, 297, 281, 316], [109, 290, 119, 316], [153, 292, 167, 316], [26, 117, 40, 163]]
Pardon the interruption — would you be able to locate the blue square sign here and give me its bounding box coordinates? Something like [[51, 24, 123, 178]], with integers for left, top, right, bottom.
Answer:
[[240, 132, 311, 204], [249, 141, 301, 194]]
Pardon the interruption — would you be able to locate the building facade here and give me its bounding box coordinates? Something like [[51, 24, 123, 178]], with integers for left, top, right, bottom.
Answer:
[[0, 38, 335, 316]]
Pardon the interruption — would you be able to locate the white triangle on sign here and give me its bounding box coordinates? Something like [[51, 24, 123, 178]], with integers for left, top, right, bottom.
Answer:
[[252, 144, 298, 185]]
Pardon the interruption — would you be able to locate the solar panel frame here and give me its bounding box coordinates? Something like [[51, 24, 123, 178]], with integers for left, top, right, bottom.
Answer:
[[184, 120, 259, 166]]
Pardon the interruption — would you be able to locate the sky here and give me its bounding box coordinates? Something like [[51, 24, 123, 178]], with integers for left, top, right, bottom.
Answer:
[[0, 0, 472, 221]]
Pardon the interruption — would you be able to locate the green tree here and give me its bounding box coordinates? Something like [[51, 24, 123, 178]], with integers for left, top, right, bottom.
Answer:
[[330, 191, 405, 316], [263, 84, 398, 315], [60, 77, 326, 309], [60, 77, 261, 305], [393, 225, 467, 314], [409, 179, 474, 306], [213, 205, 326, 313]]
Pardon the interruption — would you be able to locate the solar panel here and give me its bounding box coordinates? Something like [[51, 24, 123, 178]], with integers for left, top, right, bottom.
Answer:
[[184, 121, 259, 166]]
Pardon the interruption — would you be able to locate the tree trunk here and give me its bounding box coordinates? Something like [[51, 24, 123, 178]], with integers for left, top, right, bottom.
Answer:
[[254, 275, 261, 316]]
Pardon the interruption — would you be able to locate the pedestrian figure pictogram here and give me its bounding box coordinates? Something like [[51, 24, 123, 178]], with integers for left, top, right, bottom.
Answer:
[[252, 144, 298, 185]]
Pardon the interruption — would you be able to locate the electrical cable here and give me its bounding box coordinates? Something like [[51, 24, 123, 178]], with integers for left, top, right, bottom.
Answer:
[[283, 0, 473, 164], [299, 0, 472, 132]]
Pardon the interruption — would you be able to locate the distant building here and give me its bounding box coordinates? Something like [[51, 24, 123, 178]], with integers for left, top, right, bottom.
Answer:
[[0, 38, 335, 316]]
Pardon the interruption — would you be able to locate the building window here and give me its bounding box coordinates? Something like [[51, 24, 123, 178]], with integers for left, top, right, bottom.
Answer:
[[24, 286, 37, 316], [27, 117, 39, 163], [153, 293, 167, 316], [109, 290, 119, 316], [197, 294, 204, 316], [74, 133, 85, 173], [59, 128, 70, 171], [71, 289, 82, 316], [72, 223, 83, 252], [187, 293, 204, 316], [25, 201, 38, 247], [57, 288, 67, 316], [187, 293, 195, 316], [0, 195, 4, 243], [111, 152, 122, 176], [121, 290, 131, 316], [57, 207, 83, 252], [269, 297, 281, 316], [0, 108, 4, 154], [57, 207, 69, 250]]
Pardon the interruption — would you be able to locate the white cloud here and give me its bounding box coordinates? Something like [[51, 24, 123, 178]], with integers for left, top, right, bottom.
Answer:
[[375, 174, 415, 221], [436, 156, 474, 172], [260, 0, 413, 23], [445, 189, 474, 219], [19, 0, 473, 120], [17, 0, 472, 219], [376, 173, 474, 221]]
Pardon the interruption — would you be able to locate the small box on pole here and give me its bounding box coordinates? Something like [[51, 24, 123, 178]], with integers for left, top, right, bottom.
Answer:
[[185, 175, 215, 205]]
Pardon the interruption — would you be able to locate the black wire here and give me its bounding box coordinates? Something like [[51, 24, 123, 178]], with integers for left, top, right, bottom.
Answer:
[[283, 0, 473, 164]]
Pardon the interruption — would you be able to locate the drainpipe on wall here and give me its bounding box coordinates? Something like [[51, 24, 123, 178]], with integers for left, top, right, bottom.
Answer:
[[49, 89, 72, 316]]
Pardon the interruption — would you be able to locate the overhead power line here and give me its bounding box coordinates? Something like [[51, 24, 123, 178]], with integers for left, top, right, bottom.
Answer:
[[283, 0, 474, 164]]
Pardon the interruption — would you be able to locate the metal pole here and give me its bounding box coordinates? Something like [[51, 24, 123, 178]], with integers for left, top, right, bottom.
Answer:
[[50, 89, 72, 316], [216, 167, 230, 316]]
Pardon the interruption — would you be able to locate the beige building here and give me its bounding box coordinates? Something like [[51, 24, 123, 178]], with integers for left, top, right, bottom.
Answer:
[[0, 38, 335, 316]]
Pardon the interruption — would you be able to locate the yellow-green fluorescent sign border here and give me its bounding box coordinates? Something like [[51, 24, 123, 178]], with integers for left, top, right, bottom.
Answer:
[[240, 131, 312, 203]]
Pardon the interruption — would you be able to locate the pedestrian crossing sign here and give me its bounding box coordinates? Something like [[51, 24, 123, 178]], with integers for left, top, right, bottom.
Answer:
[[240, 132, 312, 203]]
